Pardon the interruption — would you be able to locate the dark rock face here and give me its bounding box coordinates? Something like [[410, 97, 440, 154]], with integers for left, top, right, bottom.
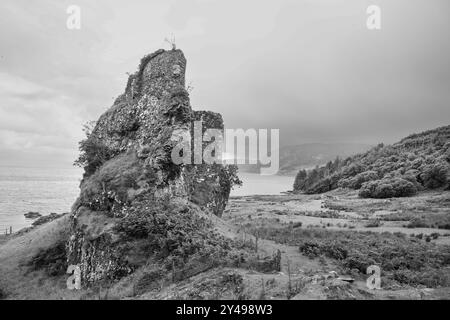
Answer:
[[68, 49, 238, 285]]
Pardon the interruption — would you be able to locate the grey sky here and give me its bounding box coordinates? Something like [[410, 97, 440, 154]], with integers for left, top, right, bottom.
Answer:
[[0, 0, 449, 167]]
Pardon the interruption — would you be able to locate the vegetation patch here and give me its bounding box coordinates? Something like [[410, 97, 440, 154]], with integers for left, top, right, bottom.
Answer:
[[74, 121, 118, 178], [364, 219, 382, 228], [110, 199, 276, 290], [359, 178, 418, 198], [405, 216, 450, 230], [249, 226, 450, 288], [26, 241, 68, 277], [78, 151, 150, 213], [0, 286, 7, 300]]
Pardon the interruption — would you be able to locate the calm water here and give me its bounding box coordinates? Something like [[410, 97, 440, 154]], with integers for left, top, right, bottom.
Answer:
[[0, 166, 83, 233], [230, 173, 294, 197], [0, 167, 293, 233]]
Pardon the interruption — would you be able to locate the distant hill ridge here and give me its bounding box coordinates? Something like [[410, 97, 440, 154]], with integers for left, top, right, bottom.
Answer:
[[278, 143, 372, 175], [238, 143, 372, 175], [293, 125, 450, 198]]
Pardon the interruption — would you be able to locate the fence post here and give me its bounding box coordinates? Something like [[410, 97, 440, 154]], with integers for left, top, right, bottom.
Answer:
[[172, 260, 176, 282], [287, 258, 292, 298]]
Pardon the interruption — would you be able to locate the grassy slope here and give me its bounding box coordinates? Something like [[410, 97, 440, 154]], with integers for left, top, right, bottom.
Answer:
[[0, 215, 88, 299]]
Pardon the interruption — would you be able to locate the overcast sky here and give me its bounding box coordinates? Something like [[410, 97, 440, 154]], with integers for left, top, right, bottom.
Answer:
[[0, 0, 449, 167]]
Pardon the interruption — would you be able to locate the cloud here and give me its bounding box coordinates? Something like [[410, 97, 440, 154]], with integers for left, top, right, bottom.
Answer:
[[0, 72, 84, 166], [0, 0, 449, 168]]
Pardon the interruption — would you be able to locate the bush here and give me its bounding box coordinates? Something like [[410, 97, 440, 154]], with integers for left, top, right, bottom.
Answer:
[[391, 269, 449, 288], [292, 222, 303, 228], [420, 162, 449, 189], [78, 152, 148, 212], [114, 199, 233, 264], [26, 241, 68, 276], [359, 178, 417, 198], [299, 241, 348, 260], [0, 286, 6, 300], [339, 170, 379, 189], [365, 219, 382, 228], [343, 252, 376, 274], [405, 218, 428, 229], [75, 136, 116, 177]]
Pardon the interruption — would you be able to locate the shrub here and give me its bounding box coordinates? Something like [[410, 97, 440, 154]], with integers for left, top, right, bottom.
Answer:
[[299, 241, 348, 260], [75, 136, 116, 177], [402, 170, 423, 190], [358, 180, 378, 198], [0, 286, 6, 300], [292, 222, 303, 228], [298, 241, 322, 258], [359, 178, 417, 198], [420, 162, 449, 189], [391, 269, 449, 288], [405, 218, 428, 229], [339, 170, 379, 189], [114, 199, 233, 265], [78, 152, 147, 212], [26, 241, 68, 276], [343, 252, 376, 273], [365, 219, 382, 228]]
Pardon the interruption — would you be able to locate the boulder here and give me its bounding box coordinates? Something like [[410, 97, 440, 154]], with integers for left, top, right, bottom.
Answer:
[[24, 212, 42, 219]]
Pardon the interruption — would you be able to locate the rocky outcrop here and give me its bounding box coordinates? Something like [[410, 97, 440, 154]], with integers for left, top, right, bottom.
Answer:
[[24, 212, 42, 219], [68, 49, 240, 285]]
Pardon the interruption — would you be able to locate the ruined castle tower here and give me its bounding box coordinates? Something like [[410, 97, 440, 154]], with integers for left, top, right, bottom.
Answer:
[[67, 49, 238, 284]]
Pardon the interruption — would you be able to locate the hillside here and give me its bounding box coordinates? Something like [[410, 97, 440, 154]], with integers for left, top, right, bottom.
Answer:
[[293, 125, 450, 198], [237, 143, 371, 175], [278, 143, 372, 175]]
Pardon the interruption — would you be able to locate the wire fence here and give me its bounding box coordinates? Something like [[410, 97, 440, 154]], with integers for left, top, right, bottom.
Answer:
[[0, 225, 14, 235]]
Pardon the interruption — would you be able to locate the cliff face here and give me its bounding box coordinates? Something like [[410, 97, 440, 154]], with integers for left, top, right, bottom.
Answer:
[[68, 49, 239, 284]]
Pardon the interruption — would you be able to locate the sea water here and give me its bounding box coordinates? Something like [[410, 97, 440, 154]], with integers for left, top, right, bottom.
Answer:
[[0, 166, 82, 233], [230, 172, 294, 197], [0, 167, 294, 233]]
